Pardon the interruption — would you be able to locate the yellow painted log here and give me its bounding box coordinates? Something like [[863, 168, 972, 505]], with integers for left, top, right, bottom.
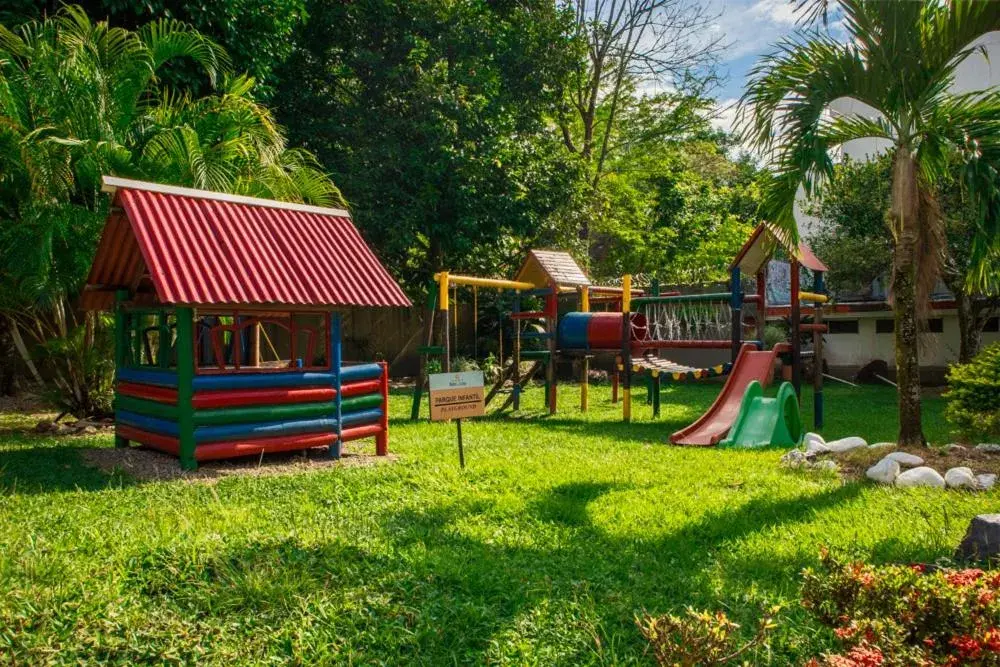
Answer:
[[799, 291, 829, 303], [432, 273, 535, 291], [438, 271, 449, 311], [622, 275, 632, 313]]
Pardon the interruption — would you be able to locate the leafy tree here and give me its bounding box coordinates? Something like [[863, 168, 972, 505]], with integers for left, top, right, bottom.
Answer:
[[0, 6, 341, 411], [589, 127, 764, 283], [556, 0, 722, 252], [16, 0, 307, 99], [808, 156, 999, 363], [740, 0, 1000, 446], [275, 0, 586, 292]]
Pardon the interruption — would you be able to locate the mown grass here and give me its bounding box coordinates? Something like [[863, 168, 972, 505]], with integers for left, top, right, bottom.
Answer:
[[0, 381, 989, 664]]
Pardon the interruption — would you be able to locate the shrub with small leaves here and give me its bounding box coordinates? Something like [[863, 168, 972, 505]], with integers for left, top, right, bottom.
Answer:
[[945, 342, 1000, 440], [636, 605, 780, 666], [802, 548, 1000, 665]]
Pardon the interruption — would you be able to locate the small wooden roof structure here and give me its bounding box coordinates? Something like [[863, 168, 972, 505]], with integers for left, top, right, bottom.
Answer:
[[730, 223, 828, 275], [82, 177, 410, 310], [514, 249, 590, 289]]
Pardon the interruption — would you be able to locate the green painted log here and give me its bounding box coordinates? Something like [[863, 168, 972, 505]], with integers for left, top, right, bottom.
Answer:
[[520, 349, 551, 359], [115, 394, 179, 421], [194, 401, 336, 426], [176, 307, 196, 470], [340, 393, 383, 413], [632, 292, 732, 305]]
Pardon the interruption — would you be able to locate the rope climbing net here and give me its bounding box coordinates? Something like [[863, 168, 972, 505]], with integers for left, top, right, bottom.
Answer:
[[638, 300, 733, 342]]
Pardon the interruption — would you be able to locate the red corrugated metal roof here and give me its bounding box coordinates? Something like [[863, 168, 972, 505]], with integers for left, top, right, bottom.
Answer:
[[82, 178, 410, 309]]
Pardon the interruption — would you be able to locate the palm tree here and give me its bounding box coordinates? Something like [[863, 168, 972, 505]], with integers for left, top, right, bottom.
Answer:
[[738, 0, 1000, 446], [0, 5, 344, 413]]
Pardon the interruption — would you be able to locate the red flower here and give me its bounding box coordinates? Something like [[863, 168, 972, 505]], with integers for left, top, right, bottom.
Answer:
[[951, 634, 983, 659], [923, 637, 936, 648], [835, 625, 857, 639], [984, 628, 1000, 652], [845, 645, 885, 666], [979, 590, 996, 606], [946, 569, 985, 587], [910, 564, 926, 573]]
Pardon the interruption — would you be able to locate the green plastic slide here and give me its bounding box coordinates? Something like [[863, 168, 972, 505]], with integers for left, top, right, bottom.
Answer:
[[719, 380, 802, 449]]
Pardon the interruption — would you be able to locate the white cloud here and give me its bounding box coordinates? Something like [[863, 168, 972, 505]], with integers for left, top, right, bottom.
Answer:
[[711, 0, 803, 61]]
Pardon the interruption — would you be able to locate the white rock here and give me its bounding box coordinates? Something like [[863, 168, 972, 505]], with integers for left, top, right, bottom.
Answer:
[[947, 444, 968, 453], [825, 436, 868, 453], [976, 474, 997, 491], [804, 432, 825, 447], [896, 466, 946, 488], [885, 452, 924, 467], [804, 432, 830, 454], [945, 467, 978, 489], [869, 442, 896, 449], [781, 450, 810, 468], [976, 444, 1000, 453], [866, 457, 901, 484]]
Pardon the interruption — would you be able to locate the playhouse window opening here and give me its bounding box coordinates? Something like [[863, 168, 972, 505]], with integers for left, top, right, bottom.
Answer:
[[124, 310, 177, 368], [195, 311, 330, 373]]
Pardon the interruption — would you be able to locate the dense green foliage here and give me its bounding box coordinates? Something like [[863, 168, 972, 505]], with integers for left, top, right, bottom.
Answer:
[[592, 130, 763, 283], [0, 6, 341, 410], [946, 342, 1000, 440], [0, 383, 977, 664], [274, 0, 585, 291], [13, 0, 307, 99]]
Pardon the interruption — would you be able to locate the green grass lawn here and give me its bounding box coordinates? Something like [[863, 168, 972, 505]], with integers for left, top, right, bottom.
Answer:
[[0, 382, 989, 664]]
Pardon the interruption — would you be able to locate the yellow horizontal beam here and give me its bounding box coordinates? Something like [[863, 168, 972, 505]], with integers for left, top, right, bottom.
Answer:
[[799, 291, 829, 303], [433, 273, 536, 291]]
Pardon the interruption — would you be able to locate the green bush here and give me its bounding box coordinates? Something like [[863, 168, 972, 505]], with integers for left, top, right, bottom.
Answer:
[[945, 343, 1000, 440]]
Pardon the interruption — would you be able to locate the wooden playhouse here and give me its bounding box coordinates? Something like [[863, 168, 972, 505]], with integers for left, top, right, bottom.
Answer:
[[82, 177, 411, 469]]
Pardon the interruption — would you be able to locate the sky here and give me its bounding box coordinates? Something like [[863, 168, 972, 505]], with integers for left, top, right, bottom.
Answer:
[[707, 0, 812, 135]]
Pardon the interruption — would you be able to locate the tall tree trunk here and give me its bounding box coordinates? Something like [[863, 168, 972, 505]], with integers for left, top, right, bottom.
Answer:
[[953, 288, 982, 364], [890, 148, 925, 446]]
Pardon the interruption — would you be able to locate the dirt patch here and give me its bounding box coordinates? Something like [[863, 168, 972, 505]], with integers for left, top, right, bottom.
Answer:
[[832, 446, 1000, 482], [81, 443, 398, 483]]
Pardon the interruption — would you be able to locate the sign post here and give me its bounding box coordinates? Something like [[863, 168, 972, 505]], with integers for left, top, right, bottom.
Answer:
[[428, 371, 485, 468]]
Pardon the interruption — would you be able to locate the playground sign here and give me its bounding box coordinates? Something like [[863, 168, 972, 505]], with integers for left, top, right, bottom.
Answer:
[[428, 371, 485, 421]]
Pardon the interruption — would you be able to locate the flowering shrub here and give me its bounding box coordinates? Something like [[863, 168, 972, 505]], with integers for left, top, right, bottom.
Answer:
[[802, 549, 1000, 665], [636, 605, 779, 666]]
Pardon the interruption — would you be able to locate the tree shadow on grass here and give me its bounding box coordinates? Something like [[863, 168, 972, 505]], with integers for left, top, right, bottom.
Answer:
[[78, 479, 865, 662], [0, 441, 133, 495]]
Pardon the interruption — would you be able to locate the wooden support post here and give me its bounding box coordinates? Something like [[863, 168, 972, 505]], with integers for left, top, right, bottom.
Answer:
[[580, 286, 589, 412], [440, 272, 451, 373], [331, 312, 343, 458], [652, 371, 661, 418], [813, 271, 825, 430], [790, 261, 802, 396], [730, 266, 742, 363], [113, 289, 129, 448], [622, 274, 632, 423], [513, 291, 522, 410], [545, 283, 557, 415], [755, 268, 767, 349], [249, 320, 261, 367], [410, 284, 438, 421], [176, 306, 196, 470], [376, 360, 389, 455], [612, 357, 620, 404]]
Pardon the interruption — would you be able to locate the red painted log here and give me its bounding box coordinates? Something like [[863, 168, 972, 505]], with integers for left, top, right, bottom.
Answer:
[[340, 379, 381, 398], [195, 432, 335, 461], [118, 382, 178, 405], [192, 386, 336, 409]]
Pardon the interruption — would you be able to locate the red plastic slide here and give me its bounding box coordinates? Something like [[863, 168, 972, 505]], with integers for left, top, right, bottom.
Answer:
[[670, 343, 782, 446]]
